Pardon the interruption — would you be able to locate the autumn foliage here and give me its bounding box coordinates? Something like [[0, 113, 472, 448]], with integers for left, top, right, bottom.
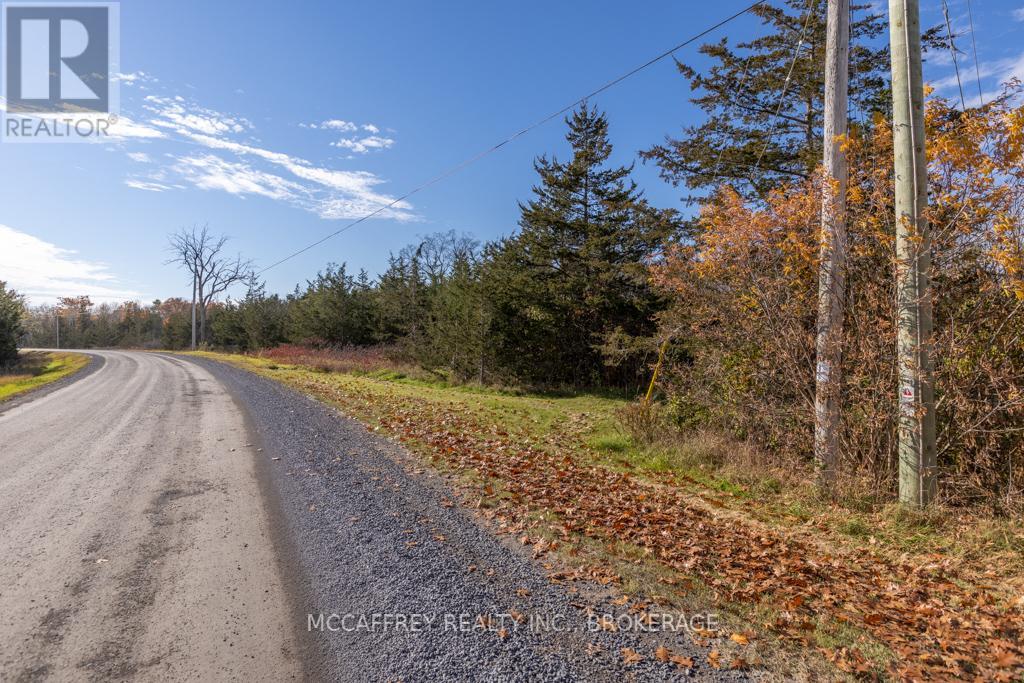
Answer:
[[653, 88, 1024, 510]]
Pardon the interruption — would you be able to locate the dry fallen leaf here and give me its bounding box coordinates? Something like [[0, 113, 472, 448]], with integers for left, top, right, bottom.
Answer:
[[730, 632, 750, 646], [671, 654, 695, 668], [621, 648, 643, 665]]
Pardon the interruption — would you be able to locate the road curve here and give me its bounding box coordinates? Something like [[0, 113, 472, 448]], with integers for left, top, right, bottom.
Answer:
[[1, 351, 733, 682], [0, 351, 301, 681]]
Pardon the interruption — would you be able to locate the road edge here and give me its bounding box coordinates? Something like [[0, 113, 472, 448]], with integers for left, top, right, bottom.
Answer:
[[159, 352, 322, 681], [0, 351, 105, 416]]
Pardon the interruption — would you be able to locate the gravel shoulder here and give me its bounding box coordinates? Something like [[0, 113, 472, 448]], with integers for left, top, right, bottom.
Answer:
[[191, 355, 743, 682]]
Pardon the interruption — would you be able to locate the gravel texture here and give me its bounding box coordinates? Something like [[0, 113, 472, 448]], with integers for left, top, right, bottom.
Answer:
[[193, 356, 750, 682], [0, 351, 301, 682]]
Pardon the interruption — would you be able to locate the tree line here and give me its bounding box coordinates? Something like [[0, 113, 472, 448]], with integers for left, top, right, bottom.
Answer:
[[18, 104, 675, 392]]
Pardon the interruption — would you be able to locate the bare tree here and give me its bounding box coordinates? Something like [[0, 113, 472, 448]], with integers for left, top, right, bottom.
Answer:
[[167, 225, 252, 346]]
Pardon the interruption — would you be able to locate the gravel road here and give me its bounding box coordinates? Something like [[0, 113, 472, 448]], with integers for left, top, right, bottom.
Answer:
[[0, 350, 742, 681], [0, 351, 301, 681]]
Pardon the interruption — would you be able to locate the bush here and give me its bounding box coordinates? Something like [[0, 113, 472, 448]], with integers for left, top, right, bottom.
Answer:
[[0, 281, 26, 368], [616, 400, 666, 446], [652, 91, 1024, 510]]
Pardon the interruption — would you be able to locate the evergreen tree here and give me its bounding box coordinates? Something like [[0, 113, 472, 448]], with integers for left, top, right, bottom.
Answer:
[[641, 0, 895, 198], [488, 105, 677, 388], [0, 281, 25, 366], [423, 249, 490, 381], [288, 264, 377, 346]]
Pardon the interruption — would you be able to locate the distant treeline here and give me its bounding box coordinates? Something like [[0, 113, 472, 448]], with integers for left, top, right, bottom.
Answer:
[[23, 106, 676, 392]]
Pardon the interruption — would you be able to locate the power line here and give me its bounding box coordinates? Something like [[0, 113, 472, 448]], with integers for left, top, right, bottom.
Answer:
[[965, 0, 984, 105], [256, 1, 766, 275], [941, 0, 967, 111], [750, 0, 816, 177]]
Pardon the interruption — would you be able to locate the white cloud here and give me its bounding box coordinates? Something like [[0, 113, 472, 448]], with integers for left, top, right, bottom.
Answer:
[[1013, 7, 1024, 21], [106, 115, 166, 140], [171, 154, 305, 200], [124, 179, 170, 191], [930, 50, 1024, 106], [143, 95, 252, 136], [126, 151, 151, 162], [320, 119, 358, 132], [307, 120, 395, 153], [331, 134, 395, 154], [113, 71, 155, 87], [119, 92, 414, 221], [0, 224, 143, 304]]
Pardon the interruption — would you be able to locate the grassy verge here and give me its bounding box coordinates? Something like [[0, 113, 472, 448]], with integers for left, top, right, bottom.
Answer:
[[189, 349, 1024, 680], [0, 351, 90, 401]]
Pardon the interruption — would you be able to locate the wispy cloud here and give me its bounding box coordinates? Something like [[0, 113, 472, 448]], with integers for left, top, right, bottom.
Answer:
[[124, 179, 171, 192], [144, 95, 252, 136], [106, 115, 166, 140], [304, 118, 395, 154], [0, 224, 143, 304], [332, 134, 395, 154], [113, 71, 157, 88], [120, 94, 415, 221], [929, 49, 1024, 106], [171, 154, 304, 200], [1013, 7, 1024, 21]]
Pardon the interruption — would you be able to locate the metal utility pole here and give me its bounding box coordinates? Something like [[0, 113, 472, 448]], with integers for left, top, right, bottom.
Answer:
[[190, 272, 197, 351], [814, 0, 850, 489], [889, 0, 936, 506]]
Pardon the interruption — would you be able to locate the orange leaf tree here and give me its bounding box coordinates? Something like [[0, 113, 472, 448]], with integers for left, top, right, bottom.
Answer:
[[653, 86, 1024, 507]]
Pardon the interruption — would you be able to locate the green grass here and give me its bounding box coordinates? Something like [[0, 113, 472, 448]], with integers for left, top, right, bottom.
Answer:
[[0, 351, 90, 401], [190, 349, 1024, 588], [189, 350, 632, 450], [185, 349, 1024, 680]]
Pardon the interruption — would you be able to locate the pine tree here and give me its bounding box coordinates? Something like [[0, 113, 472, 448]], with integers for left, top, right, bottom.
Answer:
[[488, 105, 677, 388], [0, 281, 25, 366], [641, 0, 894, 198]]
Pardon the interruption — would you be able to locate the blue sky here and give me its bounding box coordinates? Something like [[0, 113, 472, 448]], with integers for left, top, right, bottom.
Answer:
[[1, 0, 1023, 305]]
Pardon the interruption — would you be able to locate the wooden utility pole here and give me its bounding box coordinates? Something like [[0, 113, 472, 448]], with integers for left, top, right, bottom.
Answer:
[[889, 0, 937, 506], [190, 272, 197, 351], [814, 0, 850, 488]]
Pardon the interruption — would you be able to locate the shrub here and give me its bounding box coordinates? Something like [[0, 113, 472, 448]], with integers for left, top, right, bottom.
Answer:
[[652, 90, 1024, 510], [0, 281, 26, 368], [616, 400, 666, 446]]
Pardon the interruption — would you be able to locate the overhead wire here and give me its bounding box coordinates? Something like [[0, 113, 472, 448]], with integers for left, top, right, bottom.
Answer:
[[965, 0, 984, 105], [256, 1, 767, 275], [940, 0, 967, 111], [749, 0, 816, 179]]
